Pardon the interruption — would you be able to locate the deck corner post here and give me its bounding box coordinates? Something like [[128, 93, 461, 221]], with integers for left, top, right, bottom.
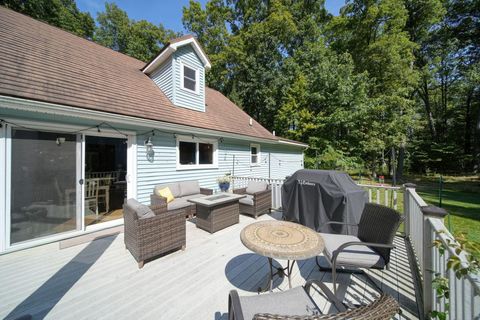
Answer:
[[421, 205, 448, 318]]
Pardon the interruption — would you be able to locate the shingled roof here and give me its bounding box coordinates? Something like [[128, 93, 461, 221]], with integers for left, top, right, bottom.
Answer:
[[0, 7, 305, 145]]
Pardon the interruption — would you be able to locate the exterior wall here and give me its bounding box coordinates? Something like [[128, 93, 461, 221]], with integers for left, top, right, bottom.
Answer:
[[172, 45, 205, 112], [136, 133, 304, 204], [151, 57, 173, 101]]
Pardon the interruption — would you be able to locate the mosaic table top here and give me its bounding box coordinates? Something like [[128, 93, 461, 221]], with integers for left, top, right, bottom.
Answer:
[[240, 220, 324, 260]]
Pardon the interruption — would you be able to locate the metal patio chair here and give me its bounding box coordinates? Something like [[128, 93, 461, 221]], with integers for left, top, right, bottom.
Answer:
[[316, 203, 403, 295], [228, 279, 400, 320]]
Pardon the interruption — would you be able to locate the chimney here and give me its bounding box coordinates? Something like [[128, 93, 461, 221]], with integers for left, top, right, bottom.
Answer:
[[249, 118, 253, 126]]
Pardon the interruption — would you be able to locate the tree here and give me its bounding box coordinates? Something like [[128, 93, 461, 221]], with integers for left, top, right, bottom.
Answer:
[[0, 0, 95, 38], [95, 2, 179, 62]]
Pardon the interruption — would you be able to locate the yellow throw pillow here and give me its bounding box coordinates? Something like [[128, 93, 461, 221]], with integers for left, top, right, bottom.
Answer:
[[157, 187, 175, 203]]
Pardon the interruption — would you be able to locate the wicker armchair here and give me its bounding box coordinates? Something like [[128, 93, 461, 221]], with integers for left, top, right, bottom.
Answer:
[[123, 200, 186, 268], [317, 203, 403, 294], [150, 187, 213, 218], [228, 279, 400, 320], [233, 183, 271, 219]]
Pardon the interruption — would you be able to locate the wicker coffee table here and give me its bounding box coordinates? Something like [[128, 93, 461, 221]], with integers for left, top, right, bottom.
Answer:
[[241, 220, 324, 292], [188, 193, 245, 233]]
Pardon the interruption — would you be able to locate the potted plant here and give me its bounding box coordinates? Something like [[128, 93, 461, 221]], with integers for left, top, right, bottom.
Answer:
[[217, 174, 231, 192]]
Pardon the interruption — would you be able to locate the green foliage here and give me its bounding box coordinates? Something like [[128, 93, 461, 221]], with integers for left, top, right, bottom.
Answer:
[[312, 145, 364, 172], [0, 0, 95, 38], [430, 230, 479, 319], [95, 3, 179, 62]]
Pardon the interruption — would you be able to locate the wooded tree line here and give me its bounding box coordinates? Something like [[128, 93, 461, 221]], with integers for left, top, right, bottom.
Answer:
[[2, 0, 479, 179]]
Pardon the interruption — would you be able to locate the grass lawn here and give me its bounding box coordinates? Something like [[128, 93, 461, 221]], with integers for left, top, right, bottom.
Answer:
[[411, 175, 480, 244], [354, 174, 480, 244]]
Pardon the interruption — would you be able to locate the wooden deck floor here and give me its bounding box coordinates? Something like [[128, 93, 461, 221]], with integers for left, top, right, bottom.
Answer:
[[0, 212, 420, 320]]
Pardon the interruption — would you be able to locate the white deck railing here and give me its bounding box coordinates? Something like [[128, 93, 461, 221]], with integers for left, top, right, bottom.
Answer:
[[231, 176, 285, 209], [404, 186, 480, 319], [357, 184, 401, 210]]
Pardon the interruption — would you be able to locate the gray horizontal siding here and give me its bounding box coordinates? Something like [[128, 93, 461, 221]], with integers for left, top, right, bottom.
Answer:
[[136, 133, 303, 204], [151, 57, 173, 101], [172, 45, 205, 112]]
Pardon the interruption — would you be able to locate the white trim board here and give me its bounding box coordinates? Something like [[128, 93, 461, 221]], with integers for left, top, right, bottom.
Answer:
[[0, 95, 304, 147]]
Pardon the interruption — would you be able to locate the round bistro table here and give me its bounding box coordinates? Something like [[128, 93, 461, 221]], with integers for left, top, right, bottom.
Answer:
[[240, 220, 324, 292]]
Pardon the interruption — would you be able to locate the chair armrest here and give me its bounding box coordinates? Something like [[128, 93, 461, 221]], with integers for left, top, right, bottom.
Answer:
[[323, 221, 358, 227], [150, 194, 167, 206], [304, 280, 347, 312], [228, 290, 245, 320], [252, 188, 271, 197], [233, 188, 247, 195], [332, 241, 395, 262], [149, 203, 167, 215], [200, 188, 213, 195]]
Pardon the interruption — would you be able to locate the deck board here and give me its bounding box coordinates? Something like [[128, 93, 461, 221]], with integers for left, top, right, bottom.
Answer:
[[0, 212, 420, 320]]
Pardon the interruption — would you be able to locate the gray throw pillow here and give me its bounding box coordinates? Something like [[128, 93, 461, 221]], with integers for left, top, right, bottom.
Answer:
[[126, 199, 155, 220], [154, 183, 181, 198], [246, 181, 268, 194], [179, 180, 201, 196]]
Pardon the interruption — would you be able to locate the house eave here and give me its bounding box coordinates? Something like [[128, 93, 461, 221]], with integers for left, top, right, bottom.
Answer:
[[142, 37, 211, 75], [0, 95, 280, 145]]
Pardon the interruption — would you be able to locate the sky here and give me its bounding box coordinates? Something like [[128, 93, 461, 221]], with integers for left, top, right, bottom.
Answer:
[[77, 0, 344, 32]]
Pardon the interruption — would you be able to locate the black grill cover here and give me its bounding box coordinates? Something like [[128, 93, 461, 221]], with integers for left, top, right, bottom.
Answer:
[[282, 169, 367, 235]]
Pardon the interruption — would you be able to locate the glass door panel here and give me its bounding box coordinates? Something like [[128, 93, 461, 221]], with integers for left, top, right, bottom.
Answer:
[[10, 129, 79, 244], [84, 136, 127, 226]]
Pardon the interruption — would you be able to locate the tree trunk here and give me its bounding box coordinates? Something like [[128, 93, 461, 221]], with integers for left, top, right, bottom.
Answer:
[[420, 78, 437, 140], [464, 88, 473, 155], [396, 143, 405, 183], [475, 103, 480, 174]]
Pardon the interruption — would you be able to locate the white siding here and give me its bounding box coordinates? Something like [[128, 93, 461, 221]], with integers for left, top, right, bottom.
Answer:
[[150, 57, 173, 101], [136, 133, 303, 204], [172, 46, 205, 112]]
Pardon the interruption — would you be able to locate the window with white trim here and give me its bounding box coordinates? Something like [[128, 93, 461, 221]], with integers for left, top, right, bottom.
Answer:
[[177, 136, 217, 169], [250, 144, 261, 165], [181, 64, 197, 93]]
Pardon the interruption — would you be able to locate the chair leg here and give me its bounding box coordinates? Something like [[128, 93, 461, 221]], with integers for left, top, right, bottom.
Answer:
[[332, 262, 337, 295], [138, 261, 144, 269]]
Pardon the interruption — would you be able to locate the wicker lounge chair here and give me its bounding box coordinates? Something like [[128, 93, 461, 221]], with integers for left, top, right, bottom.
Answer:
[[233, 181, 271, 218], [123, 199, 186, 268], [317, 203, 403, 294], [228, 279, 400, 320]]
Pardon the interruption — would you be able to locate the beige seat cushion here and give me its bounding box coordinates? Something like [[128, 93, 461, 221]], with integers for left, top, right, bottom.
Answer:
[[167, 198, 192, 211], [239, 194, 254, 206], [319, 233, 385, 268]]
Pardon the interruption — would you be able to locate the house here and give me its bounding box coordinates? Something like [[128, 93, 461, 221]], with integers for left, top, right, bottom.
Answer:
[[0, 7, 306, 253]]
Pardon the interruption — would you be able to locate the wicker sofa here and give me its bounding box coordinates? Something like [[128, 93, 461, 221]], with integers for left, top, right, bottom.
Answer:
[[233, 181, 271, 219], [123, 199, 186, 268], [150, 181, 213, 218]]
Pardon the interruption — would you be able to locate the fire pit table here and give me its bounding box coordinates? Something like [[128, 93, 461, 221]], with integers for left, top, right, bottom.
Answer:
[[188, 193, 245, 233]]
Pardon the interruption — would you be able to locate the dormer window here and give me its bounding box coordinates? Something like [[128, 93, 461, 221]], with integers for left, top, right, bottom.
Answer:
[[181, 63, 198, 93]]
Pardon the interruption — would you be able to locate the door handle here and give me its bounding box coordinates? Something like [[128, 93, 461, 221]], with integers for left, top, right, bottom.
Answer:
[[79, 179, 84, 185]]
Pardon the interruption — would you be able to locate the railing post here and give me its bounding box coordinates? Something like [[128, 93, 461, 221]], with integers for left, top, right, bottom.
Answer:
[[403, 183, 416, 238], [421, 205, 448, 318]]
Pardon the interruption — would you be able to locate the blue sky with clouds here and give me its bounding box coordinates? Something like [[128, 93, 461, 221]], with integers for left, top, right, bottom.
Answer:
[[77, 0, 344, 32]]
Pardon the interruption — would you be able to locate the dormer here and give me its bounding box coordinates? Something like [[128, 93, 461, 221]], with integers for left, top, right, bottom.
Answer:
[[143, 35, 211, 112]]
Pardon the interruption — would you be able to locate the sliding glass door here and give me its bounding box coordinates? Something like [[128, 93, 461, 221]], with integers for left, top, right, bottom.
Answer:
[[9, 129, 81, 245]]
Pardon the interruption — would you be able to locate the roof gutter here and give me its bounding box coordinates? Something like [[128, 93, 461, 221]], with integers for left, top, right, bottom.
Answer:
[[0, 95, 296, 146], [277, 139, 309, 148]]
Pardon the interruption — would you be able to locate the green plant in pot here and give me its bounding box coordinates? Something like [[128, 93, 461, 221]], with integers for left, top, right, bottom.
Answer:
[[217, 174, 231, 192]]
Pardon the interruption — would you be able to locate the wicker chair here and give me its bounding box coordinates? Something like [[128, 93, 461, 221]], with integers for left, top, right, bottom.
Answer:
[[123, 200, 186, 268], [228, 279, 400, 320], [317, 203, 403, 294], [233, 181, 271, 219]]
